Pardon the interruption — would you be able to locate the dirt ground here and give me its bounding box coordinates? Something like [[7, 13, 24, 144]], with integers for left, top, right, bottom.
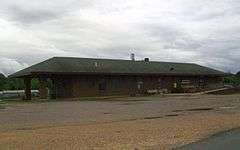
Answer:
[[0, 94, 240, 150]]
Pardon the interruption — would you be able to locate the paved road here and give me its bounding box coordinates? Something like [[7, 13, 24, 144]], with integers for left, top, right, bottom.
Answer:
[[178, 128, 240, 150]]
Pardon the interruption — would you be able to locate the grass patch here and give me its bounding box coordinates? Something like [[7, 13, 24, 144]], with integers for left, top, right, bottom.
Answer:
[[2, 96, 131, 103], [55, 96, 129, 102], [0, 105, 5, 109], [0, 100, 6, 109], [0, 94, 167, 104]]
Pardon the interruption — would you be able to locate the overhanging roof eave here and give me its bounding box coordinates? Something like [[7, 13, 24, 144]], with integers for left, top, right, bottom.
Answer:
[[9, 71, 226, 78]]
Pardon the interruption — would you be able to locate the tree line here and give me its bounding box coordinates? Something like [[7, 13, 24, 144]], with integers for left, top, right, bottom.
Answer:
[[224, 71, 240, 86], [0, 74, 39, 91]]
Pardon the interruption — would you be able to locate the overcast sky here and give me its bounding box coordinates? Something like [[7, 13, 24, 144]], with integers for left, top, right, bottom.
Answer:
[[0, 0, 239, 75]]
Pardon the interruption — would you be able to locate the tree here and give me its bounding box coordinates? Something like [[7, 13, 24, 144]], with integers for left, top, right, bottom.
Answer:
[[236, 71, 240, 77], [0, 73, 5, 79], [0, 74, 39, 91], [224, 74, 240, 86], [0, 73, 6, 91]]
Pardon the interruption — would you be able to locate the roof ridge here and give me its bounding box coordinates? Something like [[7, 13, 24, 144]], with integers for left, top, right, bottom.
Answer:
[[52, 56, 196, 65]]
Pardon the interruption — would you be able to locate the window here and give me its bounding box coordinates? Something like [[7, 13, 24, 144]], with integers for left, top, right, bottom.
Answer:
[[99, 79, 106, 91]]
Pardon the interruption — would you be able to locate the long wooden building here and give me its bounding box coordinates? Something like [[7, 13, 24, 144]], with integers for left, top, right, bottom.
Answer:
[[10, 57, 225, 100]]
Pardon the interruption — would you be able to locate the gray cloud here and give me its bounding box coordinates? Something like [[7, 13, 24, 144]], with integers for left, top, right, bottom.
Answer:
[[0, 57, 28, 76], [0, 0, 240, 75], [7, 6, 61, 24]]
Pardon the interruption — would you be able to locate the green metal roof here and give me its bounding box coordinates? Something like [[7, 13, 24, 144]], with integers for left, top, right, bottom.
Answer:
[[9, 57, 225, 78]]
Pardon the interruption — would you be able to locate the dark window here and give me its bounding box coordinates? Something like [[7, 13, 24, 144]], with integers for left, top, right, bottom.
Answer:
[[112, 79, 119, 90], [99, 80, 106, 91]]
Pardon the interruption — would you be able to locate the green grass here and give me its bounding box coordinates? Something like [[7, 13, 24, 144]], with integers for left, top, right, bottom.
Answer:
[[0, 100, 6, 109], [49, 95, 129, 102], [0, 96, 129, 104], [0, 105, 5, 109], [0, 94, 166, 104]]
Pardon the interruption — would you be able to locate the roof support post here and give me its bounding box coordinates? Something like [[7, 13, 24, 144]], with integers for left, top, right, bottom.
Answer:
[[50, 78, 57, 99], [39, 77, 48, 99], [24, 78, 32, 100]]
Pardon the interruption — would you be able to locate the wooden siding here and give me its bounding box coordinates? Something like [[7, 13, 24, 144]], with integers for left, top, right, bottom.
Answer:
[[51, 75, 224, 98]]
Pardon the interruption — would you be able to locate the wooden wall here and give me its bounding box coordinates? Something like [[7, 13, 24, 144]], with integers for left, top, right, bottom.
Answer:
[[51, 75, 224, 98]]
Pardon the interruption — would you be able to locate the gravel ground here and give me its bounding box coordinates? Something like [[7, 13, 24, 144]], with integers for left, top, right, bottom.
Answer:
[[0, 94, 240, 149]]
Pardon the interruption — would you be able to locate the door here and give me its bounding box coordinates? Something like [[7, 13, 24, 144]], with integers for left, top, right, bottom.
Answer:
[[137, 81, 144, 94], [98, 78, 107, 95]]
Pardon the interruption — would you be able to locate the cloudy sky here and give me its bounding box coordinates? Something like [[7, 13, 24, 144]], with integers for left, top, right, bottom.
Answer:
[[0, 0, 240, 75]]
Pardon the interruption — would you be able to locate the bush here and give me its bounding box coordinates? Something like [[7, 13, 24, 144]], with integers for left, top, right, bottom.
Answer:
[[0, 78, 39, 91], [224, 74, 240, 86]]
